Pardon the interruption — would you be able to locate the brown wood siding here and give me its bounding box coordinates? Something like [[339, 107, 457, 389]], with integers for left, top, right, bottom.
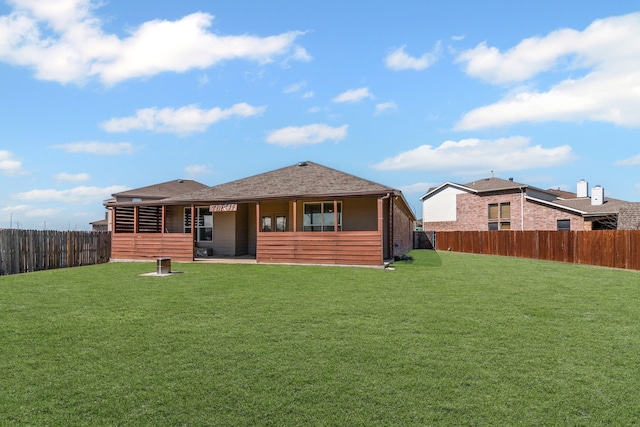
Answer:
[[248, 203, 257, 256], [343, 198, 378, 231], [112, 234, 194, 261], [213, 212, 236, 256], [256, 231, 383, 266], [235, 204, 249, 255]]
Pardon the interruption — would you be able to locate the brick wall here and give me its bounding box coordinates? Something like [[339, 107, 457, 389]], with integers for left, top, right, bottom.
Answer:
[[392, 198, 414, 256], [424, 190, 585, 231]]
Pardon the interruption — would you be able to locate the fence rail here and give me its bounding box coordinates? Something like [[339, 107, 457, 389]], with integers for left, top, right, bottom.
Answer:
[[434, 230, 640, 271], [0, 229, 111, 276]]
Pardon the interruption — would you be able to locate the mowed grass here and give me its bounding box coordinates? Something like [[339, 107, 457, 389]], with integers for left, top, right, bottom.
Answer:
[[1, 251, 640, 426]]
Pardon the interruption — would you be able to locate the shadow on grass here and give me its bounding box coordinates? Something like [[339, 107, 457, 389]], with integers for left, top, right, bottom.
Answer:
[[394, 249, 443, 268]]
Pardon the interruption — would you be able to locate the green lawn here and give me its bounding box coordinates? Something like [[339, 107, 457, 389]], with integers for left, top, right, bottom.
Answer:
[[1, 251, 639, 426]]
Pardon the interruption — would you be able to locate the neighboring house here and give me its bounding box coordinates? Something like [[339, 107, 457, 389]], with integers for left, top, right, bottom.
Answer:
[[108, 161, 416, 266], [90, 218, 108, 231], [103, 179, 209, 232], [421, 177, 638, 231]]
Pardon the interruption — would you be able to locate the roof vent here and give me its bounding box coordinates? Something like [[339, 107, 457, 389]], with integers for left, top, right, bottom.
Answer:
[[178, 179, 184, 183], [509, 177, 513, 182], [297, 161, 308, 167]]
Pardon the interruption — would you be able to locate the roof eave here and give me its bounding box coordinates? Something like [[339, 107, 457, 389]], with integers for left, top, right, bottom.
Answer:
[[420, 182, 475, 201], [112, 190, 400, 207]]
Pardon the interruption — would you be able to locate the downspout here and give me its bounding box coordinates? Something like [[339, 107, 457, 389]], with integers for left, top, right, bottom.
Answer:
[[381, 193, 392, 261], [520, 187, 525, 230]]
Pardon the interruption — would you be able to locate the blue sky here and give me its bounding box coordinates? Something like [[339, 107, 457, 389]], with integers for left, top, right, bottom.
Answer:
[[2, 0, 640, 230]]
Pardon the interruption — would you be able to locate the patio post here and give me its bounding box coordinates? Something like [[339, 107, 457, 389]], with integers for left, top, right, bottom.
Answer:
[[292, 200, 297, 232], [134, 205, 139, 234], [161, 205, 166, 233]]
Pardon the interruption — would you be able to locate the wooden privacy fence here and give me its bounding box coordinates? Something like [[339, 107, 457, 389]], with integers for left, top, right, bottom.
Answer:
[[0, 229, 112, 276], [435, 230, 640, 271]]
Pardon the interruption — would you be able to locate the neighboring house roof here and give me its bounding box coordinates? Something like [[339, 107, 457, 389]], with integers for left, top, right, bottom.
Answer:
[[618, 204, 640, 229], [421, 177, 554, 201], [463, 177, 529, 193], [112, 179, 208, 200], [422, 176, 634, 218], [90, 219, 108, 226], [165, 161, 406, 202], [550, 196, 633, 216], [546, 188, 578, 199]]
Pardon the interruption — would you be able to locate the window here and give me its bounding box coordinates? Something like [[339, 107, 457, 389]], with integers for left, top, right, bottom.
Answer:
[[488, 202, 510, 230], [184, 207, 212, 241], [275, 215, 287, 232], [261, 215, 287, 232], [261, 216, 272, 232], [557, 219, 571, 231], [303, 202, 342, 231]]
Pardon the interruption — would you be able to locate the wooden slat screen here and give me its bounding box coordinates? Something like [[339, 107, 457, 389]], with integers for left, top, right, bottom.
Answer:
[[114, 207, 135, 233], [257, 231, 383, 266], [112, 233, 194, 261]]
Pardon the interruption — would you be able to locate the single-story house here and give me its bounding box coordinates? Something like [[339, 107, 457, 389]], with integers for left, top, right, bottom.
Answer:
[[421, 177, 638, 231], [109, 161, 416, 266]]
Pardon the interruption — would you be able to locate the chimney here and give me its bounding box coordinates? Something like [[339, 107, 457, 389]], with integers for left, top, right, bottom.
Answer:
[[577, 179, 588, 198], [591, 185, 604, 206]]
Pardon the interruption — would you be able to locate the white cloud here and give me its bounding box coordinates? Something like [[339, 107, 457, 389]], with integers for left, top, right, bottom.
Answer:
[[0, 204, 28, 214], [101, 103, 266, 135], [53, 141, 135, 155], [197, 74, 209, 86], [54, 172, 91, 182], [385, 43, 440, 71], [13, 185, 129, 204], [373, 136, 574, 174], [615, 154, 640, 166], [266, 124, 348, 147], [455, 12, 640, 129], [283, 82, 314, 99], [185, 164, 213, 175], [333, 87, 373, 103], [0, 150, 26, 176], [25, 207, 62, 218], [398, 182, 437, 195], [0, 0, 309, 85], [283, 81, 306, 93], [375, 101, 398, 115]]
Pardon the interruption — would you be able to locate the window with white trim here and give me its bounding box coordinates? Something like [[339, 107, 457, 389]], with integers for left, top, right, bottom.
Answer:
[[488, 202, 510, 230], [303, 202, 342, 231], [261, 215, 287, 232]]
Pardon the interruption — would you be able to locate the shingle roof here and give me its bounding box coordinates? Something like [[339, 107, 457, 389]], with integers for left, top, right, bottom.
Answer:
[[112, 179, 208, 199], [618, 204, 640, 229], [546, 188, 578, 199], [164, 161, 399, 203], [551, 197, 633, 216], [463, 177, 530, 192]]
